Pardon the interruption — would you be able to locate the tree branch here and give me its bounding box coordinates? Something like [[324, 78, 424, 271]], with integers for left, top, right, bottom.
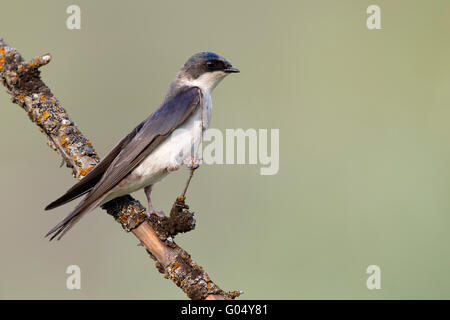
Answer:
[[0, 38, 241, 300]]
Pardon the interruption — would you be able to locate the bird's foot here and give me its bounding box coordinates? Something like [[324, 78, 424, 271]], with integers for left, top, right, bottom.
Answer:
[[187, 163, 199, 170], [167, 164, 181, 172], [145, 209, 165, 219], [186, 156, 200, 170]]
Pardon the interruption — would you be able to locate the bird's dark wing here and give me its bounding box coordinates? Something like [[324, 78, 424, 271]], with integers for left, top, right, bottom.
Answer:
[[45, 120, 146, 210], [46, 86, 202, 240]]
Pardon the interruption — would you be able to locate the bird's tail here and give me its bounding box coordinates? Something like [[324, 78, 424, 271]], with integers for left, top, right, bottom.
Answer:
[[45, 197, 102, 241]]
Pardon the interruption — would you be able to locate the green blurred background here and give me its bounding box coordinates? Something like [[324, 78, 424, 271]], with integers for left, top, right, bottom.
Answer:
[[1, 0, 450, 299]]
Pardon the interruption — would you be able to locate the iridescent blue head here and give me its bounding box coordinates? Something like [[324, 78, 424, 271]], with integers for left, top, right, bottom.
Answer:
[[180, 51, 239, 80]]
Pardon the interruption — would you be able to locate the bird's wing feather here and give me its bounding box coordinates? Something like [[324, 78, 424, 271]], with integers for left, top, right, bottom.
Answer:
[[46, 86, 202, 240], [45, 120, 146, 210]]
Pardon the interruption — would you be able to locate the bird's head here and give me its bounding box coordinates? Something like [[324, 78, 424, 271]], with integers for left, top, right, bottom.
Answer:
[[177, 52, 239, 93]]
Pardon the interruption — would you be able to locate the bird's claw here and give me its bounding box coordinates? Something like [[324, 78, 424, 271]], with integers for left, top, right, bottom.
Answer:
[[167, 164, 181, 172], [145, 209, 165, 219], [187, 161, 200, 170], [187, 164, 199, 170], [185, 154, 200, 170]]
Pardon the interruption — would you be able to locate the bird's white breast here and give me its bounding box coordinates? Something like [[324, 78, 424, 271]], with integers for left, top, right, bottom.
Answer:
[[103, 89, 212, 201]]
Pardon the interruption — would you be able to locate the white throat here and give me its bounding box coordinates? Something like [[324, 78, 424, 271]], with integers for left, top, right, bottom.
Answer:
[[181, 71, 227, 94]]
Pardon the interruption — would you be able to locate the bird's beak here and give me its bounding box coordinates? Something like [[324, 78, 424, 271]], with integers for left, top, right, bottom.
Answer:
[[224, 66, 240, 73]]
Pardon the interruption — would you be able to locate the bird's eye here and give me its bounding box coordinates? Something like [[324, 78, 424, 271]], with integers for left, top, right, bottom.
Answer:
[[206, 60, 216, 69]]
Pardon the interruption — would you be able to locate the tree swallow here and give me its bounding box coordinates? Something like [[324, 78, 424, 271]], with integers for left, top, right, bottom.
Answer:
[[45, 52, 239, 240]]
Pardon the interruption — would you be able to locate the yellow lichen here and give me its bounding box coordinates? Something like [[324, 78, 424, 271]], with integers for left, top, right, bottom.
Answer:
[[42, 111, 50, 120], [60, 133, 67, 146], [77, 165, 94, 178], [0, 48, 4, 71]]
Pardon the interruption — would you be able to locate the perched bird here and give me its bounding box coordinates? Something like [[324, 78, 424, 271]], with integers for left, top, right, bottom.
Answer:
[[45, 52, 239, 240]]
